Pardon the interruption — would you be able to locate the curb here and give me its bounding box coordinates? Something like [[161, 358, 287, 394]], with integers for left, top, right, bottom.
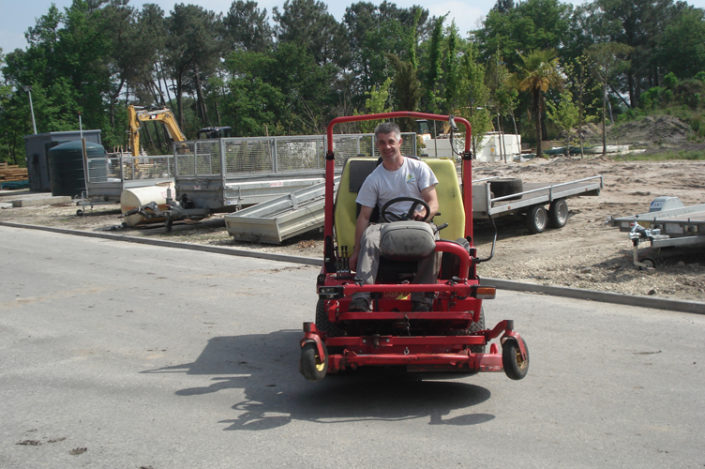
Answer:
[[0, 221, 320, 267], [2, 220, 704, 315], [481, 278, 705, 315]]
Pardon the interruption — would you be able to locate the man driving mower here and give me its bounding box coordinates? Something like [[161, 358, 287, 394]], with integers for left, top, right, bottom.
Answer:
[[299, 111, 529, 382], [349, 122, 440, 313]]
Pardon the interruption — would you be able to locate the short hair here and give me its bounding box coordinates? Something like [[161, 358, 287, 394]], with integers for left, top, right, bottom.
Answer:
[[374, 122, 401, 141]]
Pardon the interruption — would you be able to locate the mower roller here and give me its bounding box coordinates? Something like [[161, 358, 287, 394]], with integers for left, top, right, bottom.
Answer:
[[299, 112, 529, 381]]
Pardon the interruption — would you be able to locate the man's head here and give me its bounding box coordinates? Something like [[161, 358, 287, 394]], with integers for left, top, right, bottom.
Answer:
[[374, 122, 403, 160], [374, 122, 401, 141]]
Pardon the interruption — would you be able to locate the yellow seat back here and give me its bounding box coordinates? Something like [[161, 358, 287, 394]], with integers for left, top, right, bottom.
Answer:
[[334, 157, 465, 253]]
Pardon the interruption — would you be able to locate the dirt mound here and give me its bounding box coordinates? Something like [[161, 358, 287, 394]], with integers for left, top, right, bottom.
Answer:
[[579, 115, 694, 149], [609, 115, 692, 147]]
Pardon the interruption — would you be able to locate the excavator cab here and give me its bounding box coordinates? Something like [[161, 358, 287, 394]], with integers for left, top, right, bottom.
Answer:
[[197, 126, 232, 139]]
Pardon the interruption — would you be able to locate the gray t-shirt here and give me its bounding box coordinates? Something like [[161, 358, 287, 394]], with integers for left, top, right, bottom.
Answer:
[[356, 157, 438, 218]]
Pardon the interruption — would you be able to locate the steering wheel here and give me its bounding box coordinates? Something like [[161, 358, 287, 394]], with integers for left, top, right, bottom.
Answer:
[[380, 197, 430, 222]]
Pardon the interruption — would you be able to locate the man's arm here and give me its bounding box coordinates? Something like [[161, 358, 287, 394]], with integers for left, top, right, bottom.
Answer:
[[349, 205, 373, 271], [416, 185, 439, 221]]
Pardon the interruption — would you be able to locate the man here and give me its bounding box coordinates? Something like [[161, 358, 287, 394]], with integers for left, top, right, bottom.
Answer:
[[348, 122, 440, 312]]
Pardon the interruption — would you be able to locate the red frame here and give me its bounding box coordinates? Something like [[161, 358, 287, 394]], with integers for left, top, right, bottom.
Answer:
[[302, 112, 526, 377]]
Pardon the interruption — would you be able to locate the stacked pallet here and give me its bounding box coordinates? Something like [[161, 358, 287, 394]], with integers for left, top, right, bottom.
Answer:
[[0, 162, 28, 182]]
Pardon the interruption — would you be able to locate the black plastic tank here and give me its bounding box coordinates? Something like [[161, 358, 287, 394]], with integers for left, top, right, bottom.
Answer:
[[48, 140, 108, 196]]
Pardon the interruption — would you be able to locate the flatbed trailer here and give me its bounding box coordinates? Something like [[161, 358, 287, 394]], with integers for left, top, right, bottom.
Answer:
[[471, 175, 603, 233], [609, 199, 705, 268]]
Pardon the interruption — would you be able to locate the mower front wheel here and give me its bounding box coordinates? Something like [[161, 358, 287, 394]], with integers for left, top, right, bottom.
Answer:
[[300, 343, 328, 381], [502, 336, 529, 380]]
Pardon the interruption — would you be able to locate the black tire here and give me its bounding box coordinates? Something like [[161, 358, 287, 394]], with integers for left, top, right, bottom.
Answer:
[[300, 343, 328, 381], [489, 178, 523, 200], [526, 205, 548, 234], [503, 336, 529, 380], [76, 209, 84, 216], [548, 199, 569, 228], [315, 299, 344, 337], [638, 258, 656, 270]]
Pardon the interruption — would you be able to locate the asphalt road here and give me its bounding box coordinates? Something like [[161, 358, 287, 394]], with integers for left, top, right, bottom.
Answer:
[[1, 226, 704, 469]]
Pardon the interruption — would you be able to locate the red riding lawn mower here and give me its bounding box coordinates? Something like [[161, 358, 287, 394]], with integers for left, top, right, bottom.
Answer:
[[299, 112, 529, 381]]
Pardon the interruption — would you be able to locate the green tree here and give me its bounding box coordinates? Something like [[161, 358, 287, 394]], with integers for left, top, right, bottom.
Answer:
[[594, 0, 681, 107], [223, 50, 285, 136], [517, 49, 562, 157], [546, 89, 580, 154], [486, 49, 520, 136], [564, 55, 600, 156], [418, 15, 445, 112], [477, 0, 572, 72], [356, 77, 393, 133], [456, 42, 492, 159], [274, 0, 348, 67], [224, 1, 273, 53], [343, 2, 430, 106], [388, 54, 420, 130], [587, 42, 632, 154], [165, 4, 222, 132], [657, 6, 705, 80]]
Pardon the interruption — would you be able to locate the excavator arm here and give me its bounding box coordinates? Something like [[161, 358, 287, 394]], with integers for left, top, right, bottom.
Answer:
[[128, 105, 187, 157]]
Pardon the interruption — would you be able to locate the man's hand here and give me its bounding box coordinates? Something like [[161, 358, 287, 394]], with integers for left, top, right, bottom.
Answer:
[[349, 249, 359, 272], [412, 206, 429, 221]]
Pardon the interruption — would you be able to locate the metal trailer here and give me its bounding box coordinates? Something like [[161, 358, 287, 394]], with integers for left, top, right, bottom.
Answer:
[[609, 197, 705, 268], [76, 153, 174, 215], [173, 132, 416, 211], [471, 175, 604, 233], [224, 177, 340, 244]]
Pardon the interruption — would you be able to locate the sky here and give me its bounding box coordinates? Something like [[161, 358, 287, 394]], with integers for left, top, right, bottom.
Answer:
[[3, 0, 705, 54]]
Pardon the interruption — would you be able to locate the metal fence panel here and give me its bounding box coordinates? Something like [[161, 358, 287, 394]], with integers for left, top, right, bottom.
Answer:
[[86, 154, 174, 183], [174, 132, 417, 178]]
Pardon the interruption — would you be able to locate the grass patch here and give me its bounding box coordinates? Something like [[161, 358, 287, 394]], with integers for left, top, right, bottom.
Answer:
[[615, 149, 705, 161]]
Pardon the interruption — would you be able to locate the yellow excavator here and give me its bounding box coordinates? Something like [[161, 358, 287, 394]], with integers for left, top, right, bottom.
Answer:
[[127, 105, 233, 156], [127, 105, 186, 156]]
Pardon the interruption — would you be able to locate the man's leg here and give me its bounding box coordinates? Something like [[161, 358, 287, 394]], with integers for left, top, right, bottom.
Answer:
[[411, 229, 440, 310], [350, 224, 382, 311]]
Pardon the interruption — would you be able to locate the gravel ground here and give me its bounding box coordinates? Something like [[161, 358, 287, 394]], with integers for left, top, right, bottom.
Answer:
[[2, 156, 704, 302]]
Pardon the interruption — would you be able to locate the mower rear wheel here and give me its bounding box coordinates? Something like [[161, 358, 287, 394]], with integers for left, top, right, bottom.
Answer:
[[300, 343, 328, 381], [315, 299, 343, 337], [502, 336, 529, 380]]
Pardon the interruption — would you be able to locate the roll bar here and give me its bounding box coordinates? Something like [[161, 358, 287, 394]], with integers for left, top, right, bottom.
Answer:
[[322, 112, 474, 272]]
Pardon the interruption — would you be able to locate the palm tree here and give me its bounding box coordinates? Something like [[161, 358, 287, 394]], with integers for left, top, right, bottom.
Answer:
[[517, 49, 562, 157]]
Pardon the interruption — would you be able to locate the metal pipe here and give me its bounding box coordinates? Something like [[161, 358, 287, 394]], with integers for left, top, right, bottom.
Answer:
[[23, 86, 37, 134]]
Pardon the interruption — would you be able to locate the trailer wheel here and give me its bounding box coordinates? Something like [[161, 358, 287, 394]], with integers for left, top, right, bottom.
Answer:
[[503, 336, 529, 380], [300, 343, 328, 381], [489, 178, 523, 200], [526, 205, 548, 233], [549, 199, 569, 228]]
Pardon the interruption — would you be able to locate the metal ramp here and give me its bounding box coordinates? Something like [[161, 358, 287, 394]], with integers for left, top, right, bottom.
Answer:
[[225, 177, 339, 244]]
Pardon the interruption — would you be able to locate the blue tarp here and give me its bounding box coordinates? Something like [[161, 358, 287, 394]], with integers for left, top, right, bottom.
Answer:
[[0, 179, 29, 190]]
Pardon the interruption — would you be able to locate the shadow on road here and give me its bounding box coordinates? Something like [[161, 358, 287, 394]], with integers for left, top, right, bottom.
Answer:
[[144, 330, 494, 430]]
